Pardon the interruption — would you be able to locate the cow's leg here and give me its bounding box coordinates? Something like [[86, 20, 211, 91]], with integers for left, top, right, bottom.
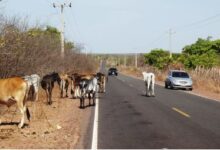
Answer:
[[71, 88, 75, 99], [88, 93, 91, 106], [81, 94, 85, 108], [147, 78, 151, 96], [60, 80, 64, 98], [48, 85, 53, 105], [80, 97, 83, 108], [65, 86, 68, 97], [70, 80, 74, 98], [80, 89, 85, 108], [75, 88, 78, 98], [101, 84, 103, 93], [71, 88, 74, 97], [17, 101, 25, 128], [145, 82, 149, 96], [77, 87, 81, 98], [65, 81, 69, 97], [103, 79, 106, 93], [49, 87, 53, 105], [151, 82, 155, 97], [151, 76, 155, 96], [35, 90, 39, 101], [45, 89, 49, 104]]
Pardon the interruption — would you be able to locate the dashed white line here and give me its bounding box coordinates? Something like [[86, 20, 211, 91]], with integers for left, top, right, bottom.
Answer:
[[91, 96, 99, 149]]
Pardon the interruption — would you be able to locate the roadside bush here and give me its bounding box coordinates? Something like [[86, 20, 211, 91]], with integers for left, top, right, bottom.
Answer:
[[0, 16, 97, 78], [144, 49, 172, 70]]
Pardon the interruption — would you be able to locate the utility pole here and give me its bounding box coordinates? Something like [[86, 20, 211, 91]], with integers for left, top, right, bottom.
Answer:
[[124, 55, 126, 67], [168, 28, 175, 59], [135, 53, 138, 68], [53, 2, 71, 59]]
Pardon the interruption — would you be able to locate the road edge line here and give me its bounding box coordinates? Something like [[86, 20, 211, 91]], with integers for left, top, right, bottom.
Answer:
[[91, 96, 99, 149]]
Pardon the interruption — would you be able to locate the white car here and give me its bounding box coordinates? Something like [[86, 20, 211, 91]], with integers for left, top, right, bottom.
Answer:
[[165, 70, 193, 90]]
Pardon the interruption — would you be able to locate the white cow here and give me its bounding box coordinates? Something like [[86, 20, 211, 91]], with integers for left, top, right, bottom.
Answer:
[[142, 72, 155, 97], [79, 77, 98, 108], [23, 74, 41, 101]]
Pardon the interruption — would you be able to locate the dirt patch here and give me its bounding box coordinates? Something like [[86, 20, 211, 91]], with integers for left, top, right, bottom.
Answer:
[[0, 84, 92, 149]]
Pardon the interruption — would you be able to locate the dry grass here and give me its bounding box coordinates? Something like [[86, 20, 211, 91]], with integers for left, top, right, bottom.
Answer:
[[190, 67, 220, 94]]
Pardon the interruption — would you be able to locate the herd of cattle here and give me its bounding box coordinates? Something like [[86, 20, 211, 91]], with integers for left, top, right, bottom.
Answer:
[[0, 69, 156, 129], [0, 71, 107, 128]]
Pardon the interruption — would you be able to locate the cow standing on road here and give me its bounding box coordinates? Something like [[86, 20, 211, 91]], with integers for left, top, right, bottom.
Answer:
[[96, 72, 107, 93], [142, 71, 155, 97], [79, 76, 98, 109]]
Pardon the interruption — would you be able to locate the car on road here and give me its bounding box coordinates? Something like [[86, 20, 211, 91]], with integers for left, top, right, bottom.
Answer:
[[108, 67, 118, 76], [165, 70, 193, 90]]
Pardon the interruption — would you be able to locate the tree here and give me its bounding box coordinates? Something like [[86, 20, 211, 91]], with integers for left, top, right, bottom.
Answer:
[[144, 49, 171, 69], [182, 38, 219, 68]]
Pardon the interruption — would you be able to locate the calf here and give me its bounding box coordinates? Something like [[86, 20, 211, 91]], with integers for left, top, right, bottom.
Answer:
[[0, 77, 30, 128]]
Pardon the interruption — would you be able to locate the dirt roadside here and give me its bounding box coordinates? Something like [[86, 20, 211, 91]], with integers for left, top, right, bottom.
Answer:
[[0, 84, 92, 149]]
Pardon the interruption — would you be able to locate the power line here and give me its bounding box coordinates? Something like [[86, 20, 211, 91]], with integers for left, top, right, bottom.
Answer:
[[68, 5, 96, 54], [174, 13, 220, 32], [148, 13, 220, 53]]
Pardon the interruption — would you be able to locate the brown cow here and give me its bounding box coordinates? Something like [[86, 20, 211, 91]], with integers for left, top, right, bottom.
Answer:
[[96, 72, 107, 93], [0, 77, 30, 128], [59, 73, 71, 98]]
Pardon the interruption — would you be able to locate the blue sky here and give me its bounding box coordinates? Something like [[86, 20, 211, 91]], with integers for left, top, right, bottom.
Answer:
[[1, 0, 220, 54]]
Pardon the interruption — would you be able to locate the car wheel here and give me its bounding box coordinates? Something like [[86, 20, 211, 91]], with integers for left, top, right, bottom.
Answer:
[[165, 82, 168, 89], [170, 83, 174, 89], [189, 88, 193, 91]]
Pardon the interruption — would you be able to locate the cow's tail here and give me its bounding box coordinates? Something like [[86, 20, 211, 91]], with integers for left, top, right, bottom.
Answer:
[[24, 81, 30, 103], [26, 107, 31, 121], [23, 81, 31, 121]]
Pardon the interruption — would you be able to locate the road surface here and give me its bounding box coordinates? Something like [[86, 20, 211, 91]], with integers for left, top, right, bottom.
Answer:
[[96, 73, 220, 149]]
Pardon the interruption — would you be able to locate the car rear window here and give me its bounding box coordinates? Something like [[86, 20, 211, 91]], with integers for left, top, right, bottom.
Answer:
[[172, 72, 189, 78], [109, 68, 117, 71]]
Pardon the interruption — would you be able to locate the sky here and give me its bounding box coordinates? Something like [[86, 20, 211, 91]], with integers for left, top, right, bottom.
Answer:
[[1, 0, 220, 54]]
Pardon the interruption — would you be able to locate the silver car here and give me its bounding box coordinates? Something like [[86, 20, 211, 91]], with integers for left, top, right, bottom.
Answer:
[[165, 70, 193, 90]]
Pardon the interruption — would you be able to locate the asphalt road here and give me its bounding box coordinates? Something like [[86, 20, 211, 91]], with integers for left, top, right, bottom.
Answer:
[[97, 73, 220, 149]]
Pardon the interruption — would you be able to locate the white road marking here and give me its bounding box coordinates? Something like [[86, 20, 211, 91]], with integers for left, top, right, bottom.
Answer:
[[91, 96, 99, 149]]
